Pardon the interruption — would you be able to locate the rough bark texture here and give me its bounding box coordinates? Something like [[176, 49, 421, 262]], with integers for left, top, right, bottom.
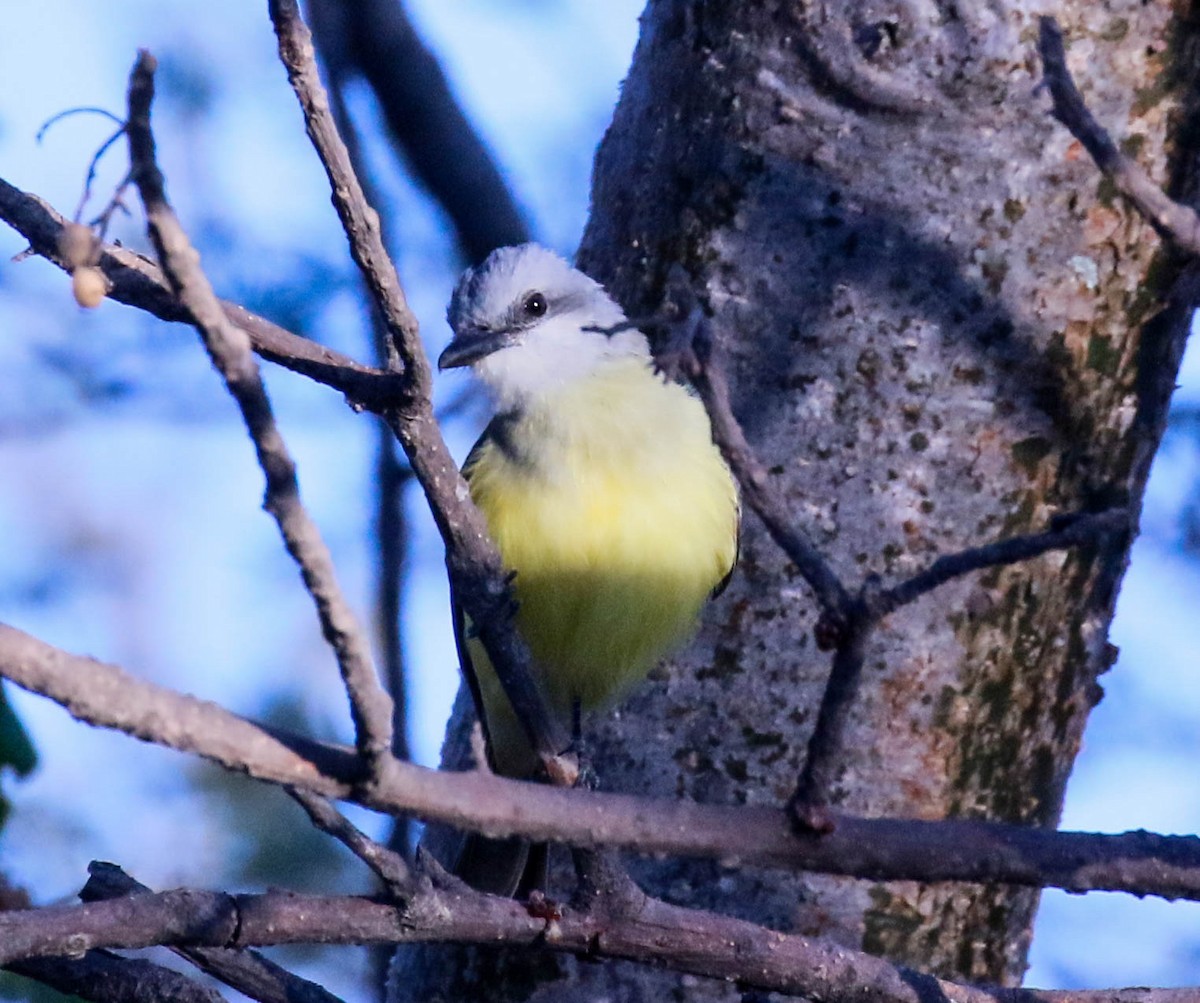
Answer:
[[395, 1, 1199, 999]]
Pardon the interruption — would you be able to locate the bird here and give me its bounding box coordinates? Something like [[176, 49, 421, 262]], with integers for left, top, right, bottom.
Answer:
[[438, 243, 739, 895]]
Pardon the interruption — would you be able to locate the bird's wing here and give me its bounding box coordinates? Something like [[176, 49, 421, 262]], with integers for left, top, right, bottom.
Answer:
[[451, 421, 543, 895], [709, 479, 741, 600], [710, 530, 739, 599], [450, 423, 499, 762]]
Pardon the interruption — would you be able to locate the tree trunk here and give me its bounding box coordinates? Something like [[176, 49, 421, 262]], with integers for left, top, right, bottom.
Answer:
[[393, 1, 1199, 998]]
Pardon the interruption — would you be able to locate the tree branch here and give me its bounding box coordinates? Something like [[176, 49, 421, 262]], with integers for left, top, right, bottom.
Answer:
[[124, 49, 394, 775], [81, 863, 346, 1003], [267, 0, 419, 375], [665, 303, 1130, 818], [311, 10, 415, 782], [874, 508, 1131, 617], [288, 788, 413, 896], [267, 0, 573, 780], [305, 0, 530, 264], [794, 507, 1129, 817], [790, 599, 873, 827], [2, 880, 1199, 1003], [666, 302, 854, 627], [0, 177, 405, 410], [5, 622, 1200, 903], [1038, 16, 1200, 254], [8, 951, 227, 1003]]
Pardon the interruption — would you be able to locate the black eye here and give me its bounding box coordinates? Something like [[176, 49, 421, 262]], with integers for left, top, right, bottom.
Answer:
[[523, 292, 548, 318]]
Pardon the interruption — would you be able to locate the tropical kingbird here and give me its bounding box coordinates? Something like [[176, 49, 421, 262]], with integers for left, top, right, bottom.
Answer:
[[438, 243, 739, 894]]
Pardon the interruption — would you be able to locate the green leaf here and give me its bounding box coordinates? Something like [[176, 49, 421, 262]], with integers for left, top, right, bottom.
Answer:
[[0, 682, 37, 778]]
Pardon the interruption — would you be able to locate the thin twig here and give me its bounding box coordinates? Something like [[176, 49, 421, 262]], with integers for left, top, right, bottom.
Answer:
[[72, 125, 128, 227], [123, 50, 394, 776], [321, 38, 413, 771], [795, 509, 1128, 814], [268, 0, 419, 375], [0, 176, 406, 410], [790, 599, 872, 825], [6, 622, 1200, 902], [81, 863, 345, 1003], [305, 0, 529, 262], [670, 305, 854, 625], [35, 105, 125, 142], [288, 788, 413, 896], [268, 0, 574, 780], [88, 170, 133, 241], [1038, 16, 1200, 255], [875, 508, 1130, 616]]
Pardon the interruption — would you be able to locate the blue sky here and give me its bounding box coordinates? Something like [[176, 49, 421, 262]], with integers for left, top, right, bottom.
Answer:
[[0, 0, 1198, 994]]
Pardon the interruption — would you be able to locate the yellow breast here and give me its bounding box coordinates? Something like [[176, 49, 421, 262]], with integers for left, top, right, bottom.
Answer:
[[462, 358, 738, 775]]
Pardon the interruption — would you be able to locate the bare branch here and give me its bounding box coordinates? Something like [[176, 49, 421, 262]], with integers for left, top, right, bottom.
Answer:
[[875, 508, 1131, 617], [267, 0, 573, 777], [795, 508, 1129, 815], [54, 115, 128, 231], [3, 881, 1200, 1003], [8, 951, 227, 1003], [0, 176, 405, 410], [3, 874, 230, 1003], [123, 49, 394, 774], [267, 0, 419, 375], [306, 0, 529, 263], [790, 602, 872, 825], [1038, 16, 1200, 254], [288, 788, 413, 896], [660, 296, 1133, 818], [1, 103, 563, 783], [81, 863, 347, 1003], [663, 301, 854, 625], [6, 622, 1200, 902], [317, 21, 414, 776], [35, 105, 124, 141]]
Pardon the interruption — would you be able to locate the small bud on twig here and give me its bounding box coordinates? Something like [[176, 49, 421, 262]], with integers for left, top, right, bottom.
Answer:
[[71, 265, 108, 308]]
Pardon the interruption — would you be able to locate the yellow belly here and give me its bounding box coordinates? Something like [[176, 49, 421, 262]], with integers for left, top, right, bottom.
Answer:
[[461, 360, 738, 776]]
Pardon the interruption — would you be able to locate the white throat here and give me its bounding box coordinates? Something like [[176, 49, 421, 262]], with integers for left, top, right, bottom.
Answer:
[[474, 316, 650, 413]]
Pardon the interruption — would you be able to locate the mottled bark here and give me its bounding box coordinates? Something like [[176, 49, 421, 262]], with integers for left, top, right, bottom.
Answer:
[[398, 1, 1199, 998]]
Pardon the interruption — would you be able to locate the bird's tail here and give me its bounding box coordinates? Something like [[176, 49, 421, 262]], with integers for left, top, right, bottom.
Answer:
[[454, 834, 548, 898]]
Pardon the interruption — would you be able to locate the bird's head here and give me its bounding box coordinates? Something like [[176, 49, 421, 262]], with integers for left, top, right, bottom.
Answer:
[[440, 244, 648, 409]]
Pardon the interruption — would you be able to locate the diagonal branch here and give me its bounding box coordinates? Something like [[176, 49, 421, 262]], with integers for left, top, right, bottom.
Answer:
[[1038, 16, 1200, 255], [123, 50, 394, 775], [311, 14, 415, 803], [664, 302, 854, 626], [267, 0, 419, 377], [795, 506, 1129, 817], [0, 177, 405, 410], [288, 788, 413, 896], [267, 0, 573, 780], [305, 0, 529, 263], [874, 508, 1131, 617]]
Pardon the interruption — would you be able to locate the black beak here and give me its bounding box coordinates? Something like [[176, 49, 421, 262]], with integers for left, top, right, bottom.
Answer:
[[437, 327, 518, 370]]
